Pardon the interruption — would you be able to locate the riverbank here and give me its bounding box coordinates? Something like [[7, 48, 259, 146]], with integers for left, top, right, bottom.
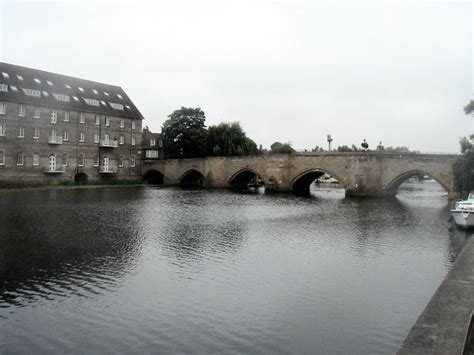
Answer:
[[0, 182, 157, 193], [398, 234, 474, 354]]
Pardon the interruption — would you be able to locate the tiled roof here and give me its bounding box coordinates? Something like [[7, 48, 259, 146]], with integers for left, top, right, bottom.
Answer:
[[0, 62, 144, 120]]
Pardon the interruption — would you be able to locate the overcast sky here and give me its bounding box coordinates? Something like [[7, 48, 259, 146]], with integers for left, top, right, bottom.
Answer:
[[1, 0, 472, 152]]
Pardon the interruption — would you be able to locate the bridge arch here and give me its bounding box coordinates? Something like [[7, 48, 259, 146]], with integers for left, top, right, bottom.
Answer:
[[228, 168, 265, 189], [383, 169, 449, 196], [291, 168, 345, 195], [180, 169, 204, 188], [74, 172, 88, 184], [143, 169, 164, 185]]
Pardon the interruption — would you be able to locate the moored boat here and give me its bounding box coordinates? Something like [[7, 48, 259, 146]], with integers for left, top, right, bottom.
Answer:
[[450, 192, 474, 229]]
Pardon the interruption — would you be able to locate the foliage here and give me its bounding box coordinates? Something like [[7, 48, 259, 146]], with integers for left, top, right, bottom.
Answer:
[[335, 144, 361, 152], [453, 136, 474, 195], [161, 107, 207, 158], [312, 145, 325, 152], [270, 142, 295, 154], [206, 122, 258, 156], [463, 100, 474, 115]]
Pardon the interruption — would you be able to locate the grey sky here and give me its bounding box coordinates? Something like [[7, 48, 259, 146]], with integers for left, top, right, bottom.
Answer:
[[1, 0, 472, 152]]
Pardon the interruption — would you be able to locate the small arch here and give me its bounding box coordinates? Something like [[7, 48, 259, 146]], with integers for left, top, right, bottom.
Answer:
[[180, 169, 204, 188], [228, 168, 265, 190], [291, 169, 343, 195], [74, 172, 88, 184], [143, 169, 164, 185], [384, 170, 449, 196]]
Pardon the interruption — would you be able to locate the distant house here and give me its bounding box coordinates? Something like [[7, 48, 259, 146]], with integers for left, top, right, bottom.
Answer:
[[0, 62, 144, 184], [142, 126, 165, 161]]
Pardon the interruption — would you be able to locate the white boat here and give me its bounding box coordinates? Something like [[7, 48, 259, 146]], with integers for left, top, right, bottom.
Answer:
[[450, 192, 474, 229]]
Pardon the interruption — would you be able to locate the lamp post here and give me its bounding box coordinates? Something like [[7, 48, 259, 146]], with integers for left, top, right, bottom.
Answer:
[[327, 134, 333, 151]]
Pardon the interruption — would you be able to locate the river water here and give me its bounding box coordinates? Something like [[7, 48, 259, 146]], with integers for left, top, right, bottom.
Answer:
[[0, 180, 471, 354]]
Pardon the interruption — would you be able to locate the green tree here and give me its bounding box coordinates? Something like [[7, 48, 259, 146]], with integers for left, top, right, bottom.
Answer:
[[453, 137, 474, 195], [205, 122, 258, 156], [270, 141, 295, 154], [161, 107, 208, 158], [463, 100, 474, 115]]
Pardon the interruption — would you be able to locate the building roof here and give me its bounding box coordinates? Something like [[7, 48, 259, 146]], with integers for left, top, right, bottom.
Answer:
[[0, 62, 144, 120]]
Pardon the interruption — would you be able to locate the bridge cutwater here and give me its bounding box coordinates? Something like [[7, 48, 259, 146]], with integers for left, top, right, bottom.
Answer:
[[142, 152, 459, 198]]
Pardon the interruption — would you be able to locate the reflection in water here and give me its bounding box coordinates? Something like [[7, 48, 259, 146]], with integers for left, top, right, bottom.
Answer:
[[0, 181, 471, 354], [0, 188, 145, 307]]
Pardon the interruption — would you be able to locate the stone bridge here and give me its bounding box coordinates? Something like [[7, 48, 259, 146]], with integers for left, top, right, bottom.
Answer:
[[142, 153, 460, 197]]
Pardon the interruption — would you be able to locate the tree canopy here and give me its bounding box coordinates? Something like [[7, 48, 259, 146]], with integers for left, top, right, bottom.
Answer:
[[463, 100, 474, 115], [161, 107, 208, 158], [453, 137, 474, 195], [206, 122, 258, 156], [270, 142, 295, 154]]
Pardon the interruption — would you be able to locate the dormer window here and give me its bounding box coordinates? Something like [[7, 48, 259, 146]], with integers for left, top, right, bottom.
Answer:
[[34, 78, 41, 84], [2, 72, 10, 78], [65, 84, 71, 89], [73, 96, 79, 101], [16, 75, 23, 81], [47, 80, 53, 86], [10, 86, 18, 92], [104, 92, 109, 96], [42, 91, 49, 97], [78, 87, 84, 92], [93, 89, 98, 95], [117, 94, 123, 99]]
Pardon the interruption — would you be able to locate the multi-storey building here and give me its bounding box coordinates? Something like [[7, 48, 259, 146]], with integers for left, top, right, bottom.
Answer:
[[142, 126, 165, 161], [0, 62, 144, 185]]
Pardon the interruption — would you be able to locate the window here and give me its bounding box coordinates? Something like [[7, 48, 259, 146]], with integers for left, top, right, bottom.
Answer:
[[105, 116, 110, 126], [93, 155, 99, 167], [47, 80, 53, 86], [94, 115, 100, 125], [42, 91, 49, 97], [78, 154, 84, 166], [33, 127, 40, 139], [146, 150, 159, 158], [125, 105, 131, 110], [51, 129, 57, 138], [33, 153, 40, 167], [16, 152, 24, 166], [94, 133, 99, 144], [118, 156, 124, 168], [63, 129, 69, 141], [34, 78, 41, 84], [132, 121, 136, 130], [18, 105, 26, 117], [131, 136, 136, 146], [51, 110, 57, 124], [23, 88, 41, 97], [150, 138, 156, 146], [73, 96, 79, 101], [130, 155, 135, 167], [62, 154, 68, 166], [2, 72, 10, 78], [65, 84, 71, 89], [0, 150, 4, 165], [117, 94, 123, 99], [34, 107, 41, 118], [78, 87, 84, 92], [0, 84, 8, 92], [10, 86, 18, 92], [84, 98, 100, 106], [119, 135, 124, 145], [0, 123, 5, 136], [100, 100, 106, 106], [109, 102, 123, 110], [53, 93, 70, 102], [0, 103, 6, 115], [159, 140, 163, 147], [93, 89, 98, 95], [16, 74, 22, 80], [120, 119, 124, 128], [64, 111, 69, 122], [18, 126, 25, 138], [79, 131, 85, 142], [79, 113, 85, 124]]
